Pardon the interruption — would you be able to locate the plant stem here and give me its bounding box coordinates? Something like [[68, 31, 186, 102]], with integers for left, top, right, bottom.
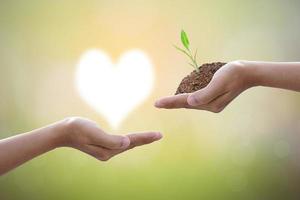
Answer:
[[187, 49, 199, 72], [174, 45, 199, 72]]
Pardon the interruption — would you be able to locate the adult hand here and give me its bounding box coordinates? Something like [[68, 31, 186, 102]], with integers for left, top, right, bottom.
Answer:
[[155, 61, 254, 113]]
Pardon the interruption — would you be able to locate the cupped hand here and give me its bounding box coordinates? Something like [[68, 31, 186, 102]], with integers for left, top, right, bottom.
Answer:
[[155, 61, 254, 113], [59, 117, 162, 161]]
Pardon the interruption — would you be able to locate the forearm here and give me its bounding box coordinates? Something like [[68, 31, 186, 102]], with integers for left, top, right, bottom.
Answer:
[[245, 61, 300, 91], [0, 120, 66, 175]]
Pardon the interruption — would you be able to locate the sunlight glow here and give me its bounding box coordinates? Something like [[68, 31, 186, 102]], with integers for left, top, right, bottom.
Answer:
[[75, 49, 154, 128]]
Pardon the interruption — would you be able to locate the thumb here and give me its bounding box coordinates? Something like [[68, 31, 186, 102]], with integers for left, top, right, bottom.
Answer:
[[94, 133, 131, 150], [108, 135, 131, 149], [187, 80, 224, 106]]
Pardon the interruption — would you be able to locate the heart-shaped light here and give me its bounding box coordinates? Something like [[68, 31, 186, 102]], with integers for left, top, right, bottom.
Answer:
[[75, 49, 154, 128]]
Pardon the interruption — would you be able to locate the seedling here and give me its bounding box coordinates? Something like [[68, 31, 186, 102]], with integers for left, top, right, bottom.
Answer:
[[174, 30, 199, 72], [173, 30, 226, 94]]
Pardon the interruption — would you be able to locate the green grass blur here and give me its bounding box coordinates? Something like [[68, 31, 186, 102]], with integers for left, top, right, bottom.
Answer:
[[1, 0, 300, 199]]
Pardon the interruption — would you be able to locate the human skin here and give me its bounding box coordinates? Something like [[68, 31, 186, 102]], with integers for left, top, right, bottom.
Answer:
[[0, 117, 162, 176], [155, 60, 300, 112]]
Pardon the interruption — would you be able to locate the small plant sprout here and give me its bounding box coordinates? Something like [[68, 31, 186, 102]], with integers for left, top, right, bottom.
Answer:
[[174, 30, 199, 72]]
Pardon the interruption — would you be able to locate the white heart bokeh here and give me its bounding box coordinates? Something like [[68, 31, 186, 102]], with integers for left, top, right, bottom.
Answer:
[[75, 49, 154, 128]]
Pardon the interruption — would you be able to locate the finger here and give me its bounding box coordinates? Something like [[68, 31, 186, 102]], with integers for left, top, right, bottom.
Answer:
[[154, 94, 192, 109], [206, 91, 239, 113], [187, 78, 227, 106], [127, 132, 163, 148], [179, 92, 231, 112], [89, 127, 130, 150], [84, 144, 112, 161], [108, 132, 163, 158]]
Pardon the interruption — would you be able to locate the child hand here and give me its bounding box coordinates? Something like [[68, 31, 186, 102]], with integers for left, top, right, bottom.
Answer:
[[0, 117, 162, 175], [58, 117, 162, 161]]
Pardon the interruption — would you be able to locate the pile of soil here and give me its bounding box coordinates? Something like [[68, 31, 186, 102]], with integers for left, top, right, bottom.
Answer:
[[175, 62, 226, 95]]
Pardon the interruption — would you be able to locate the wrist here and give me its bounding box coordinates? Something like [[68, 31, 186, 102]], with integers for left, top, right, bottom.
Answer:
[[48, 119, 73, 148], [234, 60, 260, 88], [55, 117, 86, 148]]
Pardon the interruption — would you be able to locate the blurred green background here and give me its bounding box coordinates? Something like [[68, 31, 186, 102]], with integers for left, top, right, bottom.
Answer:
[[1, 0, 300, 199]]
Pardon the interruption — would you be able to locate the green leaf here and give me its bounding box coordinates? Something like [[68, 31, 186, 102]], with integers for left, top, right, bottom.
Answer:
[[181, 30, 190, 50]]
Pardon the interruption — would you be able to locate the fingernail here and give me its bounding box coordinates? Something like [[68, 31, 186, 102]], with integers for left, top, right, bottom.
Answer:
[[153, 132, 163, 140], [120, 136, 130, 148], [154, 101, 162, 108]]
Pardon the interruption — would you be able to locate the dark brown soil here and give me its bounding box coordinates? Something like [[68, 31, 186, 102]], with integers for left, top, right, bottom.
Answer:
[[175, 62, 226, 95]]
